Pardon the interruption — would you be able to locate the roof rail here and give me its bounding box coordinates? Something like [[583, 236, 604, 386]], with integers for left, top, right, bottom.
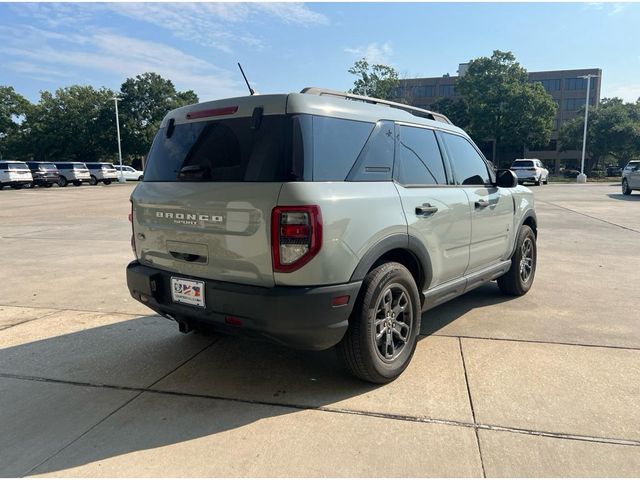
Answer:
[[300, 87, 452, 124]]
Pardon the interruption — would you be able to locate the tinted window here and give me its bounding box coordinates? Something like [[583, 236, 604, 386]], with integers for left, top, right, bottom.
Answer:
[[397, 126, 447, 185], [347, 121, 395, 182], [57, 163, 70, 169], [144, 115, 297, 182], [312, 116, 373, 181], [442, 133, 491, 185]]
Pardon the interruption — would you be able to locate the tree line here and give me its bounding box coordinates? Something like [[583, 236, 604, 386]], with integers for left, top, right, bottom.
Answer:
[[348, 50, 640, 173], [0, 73, 198, 167]]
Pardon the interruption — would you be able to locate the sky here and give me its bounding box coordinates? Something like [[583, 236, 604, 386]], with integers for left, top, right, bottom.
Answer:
[[1, 2, 639, 104]]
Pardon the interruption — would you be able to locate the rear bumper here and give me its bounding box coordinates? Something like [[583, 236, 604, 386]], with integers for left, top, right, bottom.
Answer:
[[126, 261, 361, 350]]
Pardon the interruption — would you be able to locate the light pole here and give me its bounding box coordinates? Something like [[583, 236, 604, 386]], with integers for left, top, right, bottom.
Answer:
[[577, 74, 598, 183], [112, 96, 125, 183]]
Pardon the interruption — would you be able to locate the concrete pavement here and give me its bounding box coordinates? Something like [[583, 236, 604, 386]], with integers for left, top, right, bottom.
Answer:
[[0, 182, 638, 476]]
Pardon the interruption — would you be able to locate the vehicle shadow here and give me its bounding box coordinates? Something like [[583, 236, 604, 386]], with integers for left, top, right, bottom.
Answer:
[[607, 193, 640, 202], [420, 282, 512, 336], [1, 285, 509, 475]]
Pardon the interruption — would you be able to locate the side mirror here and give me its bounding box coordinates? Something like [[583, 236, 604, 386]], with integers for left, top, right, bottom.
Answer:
[[496, 169, 518, 188]]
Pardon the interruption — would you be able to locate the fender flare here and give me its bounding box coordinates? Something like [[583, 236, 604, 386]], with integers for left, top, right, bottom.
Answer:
[[505, 209, 537, 259], [349, 233, 433, 292]]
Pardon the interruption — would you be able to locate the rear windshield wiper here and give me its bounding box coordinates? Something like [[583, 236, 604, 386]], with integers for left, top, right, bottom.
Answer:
[[177, 164, 209, 180]]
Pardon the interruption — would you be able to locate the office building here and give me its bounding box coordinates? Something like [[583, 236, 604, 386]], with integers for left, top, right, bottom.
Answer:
[[393, 65, 602, 173]]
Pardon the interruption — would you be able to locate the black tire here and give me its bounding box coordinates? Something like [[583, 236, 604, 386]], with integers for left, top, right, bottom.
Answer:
[[44, 183, 52, 188], [72, 180, 82, 186], [11, 184, 23, 189], [497, 225, 537, 296], [337, 262, 421, 384], [89, 175, 98, 185], [622, 179, 632, 195], [103, 180, 111, 185], [534, 176, 541, 186], [138, 176, 143, 181], [58, 176, 68, 187]]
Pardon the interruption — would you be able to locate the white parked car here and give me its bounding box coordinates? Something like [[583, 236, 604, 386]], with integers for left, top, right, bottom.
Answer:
[[115, 165, 144, 181], [622, 160, 640, 177], [0, 161, 33, 189], [510, 159, 549, 186]]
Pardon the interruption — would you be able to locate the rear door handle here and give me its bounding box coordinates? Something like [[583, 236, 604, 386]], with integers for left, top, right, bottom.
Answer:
[[415, 203, 438, 216], [475, 199, 490, 209]]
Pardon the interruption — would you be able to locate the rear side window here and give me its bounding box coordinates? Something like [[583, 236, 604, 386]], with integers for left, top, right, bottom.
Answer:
[[311, 116, 374, 181], [396, 126, 447, 185], [144, 115, 298, 182], [347, 121, 395, 182], [441, 133, 491, 186]]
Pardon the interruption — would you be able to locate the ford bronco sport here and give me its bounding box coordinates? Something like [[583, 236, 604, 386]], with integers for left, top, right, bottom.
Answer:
[[126, 88, 537, 383]]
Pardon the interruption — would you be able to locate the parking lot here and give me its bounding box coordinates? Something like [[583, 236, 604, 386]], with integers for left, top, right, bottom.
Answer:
[[1, 182, 639, 477]]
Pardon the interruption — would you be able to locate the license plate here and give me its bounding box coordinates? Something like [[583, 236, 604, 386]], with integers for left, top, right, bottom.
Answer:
[[170, 277, 205, 308]]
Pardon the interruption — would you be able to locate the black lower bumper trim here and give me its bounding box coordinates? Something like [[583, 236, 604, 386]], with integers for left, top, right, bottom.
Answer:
[[126, 261, 361, 350]]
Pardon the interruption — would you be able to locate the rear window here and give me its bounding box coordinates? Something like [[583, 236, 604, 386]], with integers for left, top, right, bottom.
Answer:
[[144, 115, 298, 182], [512, 160, 534, 168]]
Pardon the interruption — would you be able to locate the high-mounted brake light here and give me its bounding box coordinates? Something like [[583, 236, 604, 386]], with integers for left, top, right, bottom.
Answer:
[[186, 106, 238, 120], [271, 206, 322, 273]]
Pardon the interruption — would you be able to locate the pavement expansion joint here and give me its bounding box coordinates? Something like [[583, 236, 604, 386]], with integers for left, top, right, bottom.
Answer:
[[429, 333, 640, 352], [458, 337, 486, 477], [2, 371, 639, 449], [538, 200, 640, 234]]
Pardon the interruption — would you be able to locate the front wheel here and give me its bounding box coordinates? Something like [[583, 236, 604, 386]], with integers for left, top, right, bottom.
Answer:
[[72, 180, 82, 186], [58, 176, 68, 187], [622, 179, 632, 195], [89, 175, 98, 185], [498, 225, 537, 296], [337, 262, 421, 384], [103, 180, 111, 185]]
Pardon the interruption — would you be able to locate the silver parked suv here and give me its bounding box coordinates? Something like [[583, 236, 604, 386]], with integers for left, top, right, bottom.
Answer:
[[86, 162, 119, 185], [126, 88, 537, 383]]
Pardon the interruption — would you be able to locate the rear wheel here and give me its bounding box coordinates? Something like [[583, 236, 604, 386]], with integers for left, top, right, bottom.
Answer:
[[58, 176, 68, 187], [11, 184, 23, 189], [89, 175, 98, 185], [72, 180, 82, 186], [622, 179, 632, 195], [103, 180, 111, 185], [498, 225, 536, 296], [44, 183, 52, 188], [337, 262, 421, 384]]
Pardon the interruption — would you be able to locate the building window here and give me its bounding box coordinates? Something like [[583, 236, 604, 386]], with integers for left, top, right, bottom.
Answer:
[[411, 85, 435, 97], [564, 97, 596, 111], [538, 79, 561, 91], [565, 77, 597, 91], [440, 84, 455, 97]]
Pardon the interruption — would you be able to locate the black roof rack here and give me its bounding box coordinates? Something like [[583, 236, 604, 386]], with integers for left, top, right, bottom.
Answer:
[[301, 87, 452, 124]]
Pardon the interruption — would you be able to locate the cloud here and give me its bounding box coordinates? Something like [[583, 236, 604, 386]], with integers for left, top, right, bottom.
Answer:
[[345, 42, 393, 65], [606, 84, 640, 102], [0, 25, 244, 100], [584, 2, 626, 15]]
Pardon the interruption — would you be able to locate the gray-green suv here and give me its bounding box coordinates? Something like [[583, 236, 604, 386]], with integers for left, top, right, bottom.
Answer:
[[126, 88, 537, 383]]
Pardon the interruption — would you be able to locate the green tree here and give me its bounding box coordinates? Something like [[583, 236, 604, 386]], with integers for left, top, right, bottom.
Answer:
[[429, 97, 470, 129], [348, 58, 399, 100], [118, 73, 198, 157], [456, 50, 557, 166], [0, 86, 30, 159], [558, 98, 640, 173], [20, 86, 117, 161]]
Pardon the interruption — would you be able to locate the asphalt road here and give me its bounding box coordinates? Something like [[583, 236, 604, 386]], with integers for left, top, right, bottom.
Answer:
[[0, 182, 639, 476]]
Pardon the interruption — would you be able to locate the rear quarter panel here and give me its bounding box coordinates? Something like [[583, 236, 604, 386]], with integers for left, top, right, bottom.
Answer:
[[275, 182, 406, 286]]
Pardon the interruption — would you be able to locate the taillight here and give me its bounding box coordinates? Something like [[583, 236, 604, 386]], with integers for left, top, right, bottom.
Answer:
[[271, 205, 322, 273]]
